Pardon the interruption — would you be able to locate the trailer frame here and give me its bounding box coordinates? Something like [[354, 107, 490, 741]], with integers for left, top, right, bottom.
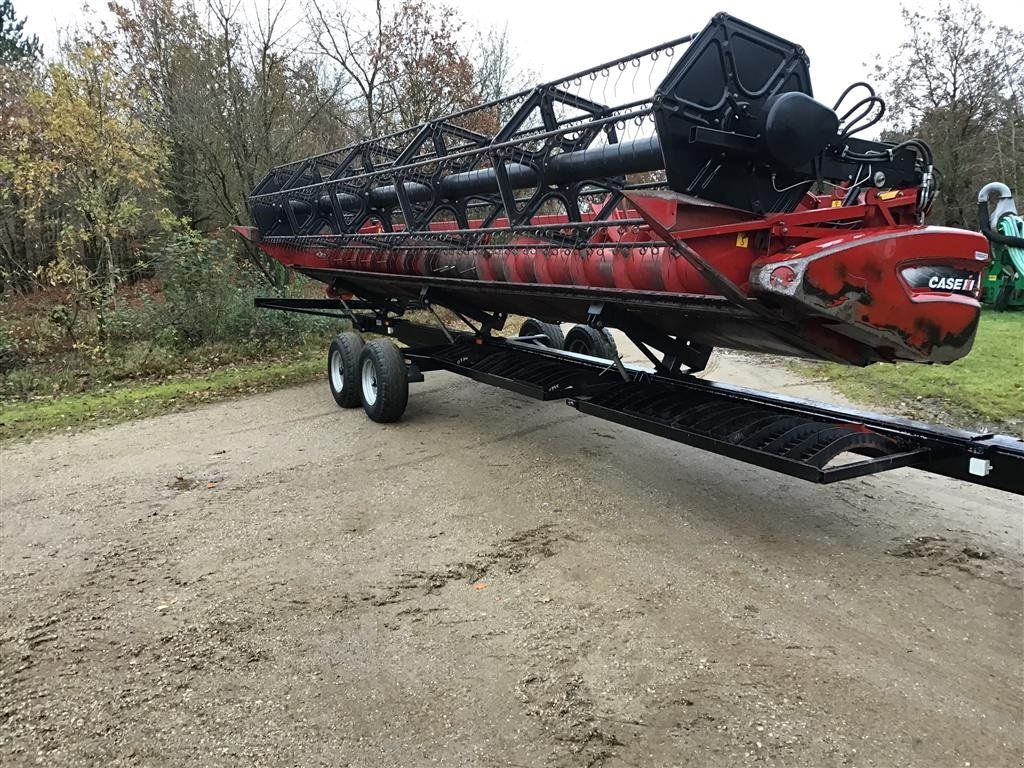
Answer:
[[256, 295, 1023, 496]]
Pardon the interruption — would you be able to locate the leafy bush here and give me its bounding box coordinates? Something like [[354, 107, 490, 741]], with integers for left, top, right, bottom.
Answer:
[[0, 325, 24, 374], [1, 228, 339, 401], [108, 229, 334, 350]]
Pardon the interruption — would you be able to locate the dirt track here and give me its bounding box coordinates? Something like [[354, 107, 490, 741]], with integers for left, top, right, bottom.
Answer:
[[1, 349, 1022, 767]]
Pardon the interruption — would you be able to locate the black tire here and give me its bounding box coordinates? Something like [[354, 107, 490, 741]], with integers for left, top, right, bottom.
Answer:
[[564, 324, 617, 359], [327, 332, 364, 408], [518, 318, 565, 349], [357, 339, 409, 423]]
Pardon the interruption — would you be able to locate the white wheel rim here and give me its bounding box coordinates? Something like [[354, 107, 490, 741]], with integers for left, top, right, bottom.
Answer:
[[361, 358, 378, 406], [330, 349, 344, 392]]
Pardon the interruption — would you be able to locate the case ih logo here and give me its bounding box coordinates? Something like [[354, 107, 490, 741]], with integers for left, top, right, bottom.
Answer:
[[901, 266, 980, 296], [928, 275, 976, 291]]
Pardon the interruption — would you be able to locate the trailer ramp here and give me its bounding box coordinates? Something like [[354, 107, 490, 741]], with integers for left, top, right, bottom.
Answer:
[[405, 338, 1023, 493]]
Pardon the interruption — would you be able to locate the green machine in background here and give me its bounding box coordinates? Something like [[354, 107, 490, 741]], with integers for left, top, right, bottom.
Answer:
[[978, 182, 1024, 311]]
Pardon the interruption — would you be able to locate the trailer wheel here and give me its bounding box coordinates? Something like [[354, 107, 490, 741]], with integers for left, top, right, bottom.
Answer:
[[328, 332, 365, 408], [518, 318, 565, 349], [358, 339, 409, 423], [565, 325, 617, 360]]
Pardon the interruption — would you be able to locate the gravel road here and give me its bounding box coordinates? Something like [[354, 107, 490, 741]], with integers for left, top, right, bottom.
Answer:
[[1, 347, 1021, 767]]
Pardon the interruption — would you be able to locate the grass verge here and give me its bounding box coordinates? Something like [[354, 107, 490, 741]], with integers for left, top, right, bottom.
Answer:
[[0, 311, 527, 445], [0, 347, 323, 443], [799, 311, 1023, 433]]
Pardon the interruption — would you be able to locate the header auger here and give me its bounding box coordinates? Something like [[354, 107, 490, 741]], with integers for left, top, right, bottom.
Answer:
[[241, 14, 1023, 495]]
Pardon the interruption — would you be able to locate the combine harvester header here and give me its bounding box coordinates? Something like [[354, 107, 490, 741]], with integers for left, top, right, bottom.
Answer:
[[241, 14, 1023, 496]]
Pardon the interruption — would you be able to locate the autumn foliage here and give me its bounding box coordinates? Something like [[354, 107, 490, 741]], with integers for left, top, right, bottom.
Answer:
[[0, 0, 523, 390]]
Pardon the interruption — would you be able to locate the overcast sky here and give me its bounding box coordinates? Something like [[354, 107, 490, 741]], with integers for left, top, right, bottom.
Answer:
[[17, 0, 1008, 111]]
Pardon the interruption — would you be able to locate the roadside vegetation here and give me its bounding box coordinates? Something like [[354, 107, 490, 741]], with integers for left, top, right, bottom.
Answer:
[[0, 0, 524, 440], [802, 311, 1023, 434], [0, 231, 338, 440], [0, 349, 324, 441]]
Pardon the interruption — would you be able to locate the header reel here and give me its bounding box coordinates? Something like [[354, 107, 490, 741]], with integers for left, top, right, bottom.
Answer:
[[248, 13, 931, 247]]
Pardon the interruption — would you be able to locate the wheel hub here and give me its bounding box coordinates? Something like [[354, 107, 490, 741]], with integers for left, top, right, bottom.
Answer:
[[330, 350, 344, 391], [361, 358, 378, 406]]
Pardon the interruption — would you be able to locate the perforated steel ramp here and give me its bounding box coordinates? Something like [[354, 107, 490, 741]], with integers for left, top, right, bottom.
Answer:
[[406, 340, 935, 484], [569, 381, 928, 483], [412, 341, 622, 400]]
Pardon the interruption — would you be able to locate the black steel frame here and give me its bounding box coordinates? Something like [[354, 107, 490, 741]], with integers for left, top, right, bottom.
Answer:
[[255, 296, 1024, 496], [246, 38, 681, 249], [247, 14, 925, 254]]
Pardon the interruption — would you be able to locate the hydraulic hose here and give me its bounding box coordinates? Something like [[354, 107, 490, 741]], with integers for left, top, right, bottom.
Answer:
[[978, 204, 1024, 248], [977, 182, 1024, 248]]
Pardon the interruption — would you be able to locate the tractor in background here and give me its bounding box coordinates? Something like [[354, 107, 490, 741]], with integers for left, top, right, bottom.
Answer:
[[979, 182, 1024, 311]]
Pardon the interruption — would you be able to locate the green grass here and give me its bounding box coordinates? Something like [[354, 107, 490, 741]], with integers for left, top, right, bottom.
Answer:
[[0, 348, 323, 442], [802, 311, 1024, 433]]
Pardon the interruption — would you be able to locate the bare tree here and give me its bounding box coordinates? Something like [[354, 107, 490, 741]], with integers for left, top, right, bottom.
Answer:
[[472, 24, 531, 106], [113, 0, 347, 286], [378, 1, 474, 129], [306, 0, 531, 137], [305, 0, 392, 136], [990, 24, 1024, 195], [875, 1, 1024, 227]]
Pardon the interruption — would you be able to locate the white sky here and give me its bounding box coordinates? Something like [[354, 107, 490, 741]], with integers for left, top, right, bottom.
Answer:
[[16, 0, 1009, 110]]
